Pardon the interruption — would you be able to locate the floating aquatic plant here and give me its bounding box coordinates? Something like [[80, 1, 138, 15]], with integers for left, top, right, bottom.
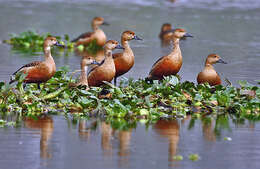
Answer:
[[0, 66, 259, 127], [3, 30, 103, 54]]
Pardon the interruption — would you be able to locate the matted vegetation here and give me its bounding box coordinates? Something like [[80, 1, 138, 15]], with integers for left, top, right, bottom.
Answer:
[[0, 67, 259, 127]]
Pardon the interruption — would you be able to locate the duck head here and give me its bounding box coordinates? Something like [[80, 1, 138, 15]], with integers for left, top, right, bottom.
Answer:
[[104, 40, 124, 51], [173, 28, 193, 39], [161, 23, 172, 32], [82, 57, 100, 67], [92, 17, 109, 27], [122, 30, 142, 41], [206, 54, 227, 65], [44, 36, 64, 49]]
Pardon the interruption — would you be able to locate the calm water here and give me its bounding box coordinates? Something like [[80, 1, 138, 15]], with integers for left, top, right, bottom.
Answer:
[[0, 0, 260, 169], [1, 115, 260, 169]]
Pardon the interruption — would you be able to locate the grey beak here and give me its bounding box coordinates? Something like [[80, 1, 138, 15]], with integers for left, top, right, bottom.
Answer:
[[183, 33, 193, 38], [216, 58, 227, 64], [91, 60, 101, 65], [55, 41, 65, 47], [115, 44, 124, 50], [133, 35, 142, 40], [102, 21, 109, 26]]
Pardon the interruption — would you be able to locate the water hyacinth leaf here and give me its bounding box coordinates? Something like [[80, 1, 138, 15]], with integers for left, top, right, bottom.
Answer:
[[172, 155, 183, 161], [139, 109, 149, 116], [224, 137, 232, 141], [188, 154, 200, 161]]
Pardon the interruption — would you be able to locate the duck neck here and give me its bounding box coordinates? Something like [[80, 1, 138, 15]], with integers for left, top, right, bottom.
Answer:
[[43, 45, 54, 63], [104, 48, 113, 59], [170, 38, 181, 56], [205, 62, 214, 69], [121, 39, 132, 54], [92, 23, 100, 32], [80, 64, 88, 85]]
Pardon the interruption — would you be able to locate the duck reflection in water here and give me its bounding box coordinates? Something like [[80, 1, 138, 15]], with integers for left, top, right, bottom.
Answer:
[[24, 115, 53, 159], [100, 121, 132, 168], [153, 119, 179, 166], [101, 122, 113, 156], [202, 118, 216, 142], [78, 119, 97, 141]]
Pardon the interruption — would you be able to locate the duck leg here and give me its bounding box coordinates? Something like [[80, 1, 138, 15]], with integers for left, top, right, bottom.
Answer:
[[37, 83, 41, 90], [114, 77, 117, 86], [23, 83, 27, 89]]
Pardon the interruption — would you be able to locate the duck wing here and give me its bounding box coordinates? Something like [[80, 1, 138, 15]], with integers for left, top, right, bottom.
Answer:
[[149, 56, 164, 73], [12, 61, 42, 75], [88, 59, 105, 75], [9, 61, 41, 84], [112, 52, 123, 59], [71, 32, 93, 42]]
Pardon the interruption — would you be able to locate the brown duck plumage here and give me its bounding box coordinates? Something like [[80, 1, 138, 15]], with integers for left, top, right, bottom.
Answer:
[[87, 40, 124, 87], [113, 30, 142, 85], [148, 29, 193, 80], [10, 36, 63, 87], [72, 17, 109, 46], [197, 54, 227, 86]]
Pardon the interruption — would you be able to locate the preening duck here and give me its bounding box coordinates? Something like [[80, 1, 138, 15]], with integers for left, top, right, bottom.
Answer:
[[148, 28, 193, 80], [113, 30, 142, 85], [9, 36, 63, 89], [72, 17, 109, 46], [197, 54, 227, 86], [87, 40, 124, 87]]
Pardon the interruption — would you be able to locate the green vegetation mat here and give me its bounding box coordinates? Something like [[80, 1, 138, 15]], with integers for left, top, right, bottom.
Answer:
[[0, 67, 259, 127], [2, 30, 101, 54]]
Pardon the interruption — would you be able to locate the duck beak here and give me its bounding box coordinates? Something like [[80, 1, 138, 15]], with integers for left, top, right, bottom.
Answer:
[[183, 33, 193, 38], [115, 44, 124, 50], [216, 58, 227, 64], [91, 60, 101, 65], [133, 35, 142, 40], [102, 21, 109, 26], [55, 41, 65, 47]]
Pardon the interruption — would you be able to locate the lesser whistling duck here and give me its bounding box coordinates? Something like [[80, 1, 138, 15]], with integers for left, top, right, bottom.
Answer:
[[113, 30, 142, 85], [159, 23, 187, 46], [72, 17, 109, 46], [76, 56, 100, 87], [87, 40, 124, 87], [197, 54, 227, 86], [159, 23, 173, 41], [148, 29, 193, 80], [9, 36, 63, 89]]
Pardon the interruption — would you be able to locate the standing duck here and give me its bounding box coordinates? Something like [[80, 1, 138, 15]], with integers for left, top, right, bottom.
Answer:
[[87, 40, 124, 87], [9, 36, 63, 89], [197, 54, 227, 86], [113, 30, 142, 85], [76, 56, 100, 87], [72, 17, 109, 46], [148, 29, 193, 80]]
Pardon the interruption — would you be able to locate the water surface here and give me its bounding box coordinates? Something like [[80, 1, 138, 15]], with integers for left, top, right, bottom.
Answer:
[[1, 115, 260, 169], [0, 0, 259, 85]]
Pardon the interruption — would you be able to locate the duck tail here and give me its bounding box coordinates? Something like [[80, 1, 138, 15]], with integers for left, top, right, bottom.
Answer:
[[9, 75, 15, 84], [145, 76, 153, 84]]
